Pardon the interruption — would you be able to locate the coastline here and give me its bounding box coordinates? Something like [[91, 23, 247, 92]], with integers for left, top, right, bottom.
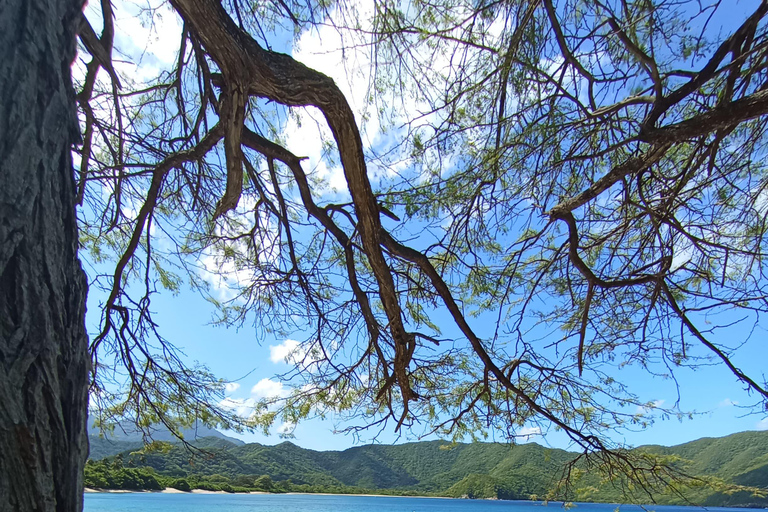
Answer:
[[83, 488, 439, 498], [286, 492, 447, 499], [84, 488, 269, 495]]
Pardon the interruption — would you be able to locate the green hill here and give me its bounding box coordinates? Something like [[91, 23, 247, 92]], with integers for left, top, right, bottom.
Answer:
[[86, 430, 768, 506]]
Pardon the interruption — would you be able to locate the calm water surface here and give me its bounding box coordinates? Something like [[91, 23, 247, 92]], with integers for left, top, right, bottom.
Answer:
[[83, 494, 763, 512]]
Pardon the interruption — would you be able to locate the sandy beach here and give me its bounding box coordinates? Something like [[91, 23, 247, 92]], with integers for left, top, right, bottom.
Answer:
[[83, 488, 438, 498], [84, 487, 269, 495]]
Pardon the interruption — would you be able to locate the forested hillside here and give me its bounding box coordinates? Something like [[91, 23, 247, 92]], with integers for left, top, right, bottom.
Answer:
[[87, 431, 768, 506]]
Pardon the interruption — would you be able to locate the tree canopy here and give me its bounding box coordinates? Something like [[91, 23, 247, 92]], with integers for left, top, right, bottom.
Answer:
[[76, 0, 768, 483]]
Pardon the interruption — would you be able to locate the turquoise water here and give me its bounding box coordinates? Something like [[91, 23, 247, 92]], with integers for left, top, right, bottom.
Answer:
[[83, 494, 761, 512]]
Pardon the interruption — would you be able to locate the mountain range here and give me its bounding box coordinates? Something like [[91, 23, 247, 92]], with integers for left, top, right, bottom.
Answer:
[[87, 418, 243, 459], [87, 429, 768, 506]]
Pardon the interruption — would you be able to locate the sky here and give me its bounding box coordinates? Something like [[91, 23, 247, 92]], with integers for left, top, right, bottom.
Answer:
[[77, 0, 768, 453]]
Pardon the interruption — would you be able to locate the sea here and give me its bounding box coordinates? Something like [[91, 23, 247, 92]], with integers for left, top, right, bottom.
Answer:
[[83, 494, 763, 512]]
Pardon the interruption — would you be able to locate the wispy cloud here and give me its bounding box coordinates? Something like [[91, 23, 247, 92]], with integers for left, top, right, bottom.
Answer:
[[268, 338, 328, 368], [719, 398, 739, 407], [251, 378, 289, 400], [757, 417, 768, 431], [277, 421, 296, 436], [217, 397, 256, 417], [635, 399, 665, 415], [517, 426, 542, 441], [196, 197, 280, 301], [286, 0, 458, 195], [80, 0, 183, 86], [269, 339, 302, 364]]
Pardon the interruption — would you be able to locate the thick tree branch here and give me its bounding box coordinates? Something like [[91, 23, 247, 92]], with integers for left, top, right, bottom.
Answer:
[[238, 128, 396, 410], [173, 0, 420, 409], [548, 144, 670, 217], [640, 88, 768, 144], [644, 1, 768, 127]]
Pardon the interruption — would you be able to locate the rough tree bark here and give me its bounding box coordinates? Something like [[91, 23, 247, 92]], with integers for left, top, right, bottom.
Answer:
[[0, 0, 89, 511]]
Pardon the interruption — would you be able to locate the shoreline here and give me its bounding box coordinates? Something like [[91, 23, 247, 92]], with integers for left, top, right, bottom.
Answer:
[[286, 492, 448, 499], [84, 487, 270, 495], [83, 488, 438, 498]]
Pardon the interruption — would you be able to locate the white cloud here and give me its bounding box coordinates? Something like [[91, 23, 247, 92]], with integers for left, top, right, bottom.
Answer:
[[269, 339, 302, 364], [113, 0, 183, 82], [670, 242, 694, 272], [719, 398, 739, 407], [291, 0, 379, 141], [277, 421, 296, 436], [224, 382, 241, 394], [283, 108, 348, 195], [217, 397, 256, 417], [517, 426, 542, 440], [251, 378, 290, 400], [285, 0, 456, 195], [757, 417, 768, 431], [80, 0, 183, 86], [268, 338, 328, 367], [197, 197, 281, 301], [198, 249, 246, 301], [753, 186, 768, 216], [635, 399, 665, 415]]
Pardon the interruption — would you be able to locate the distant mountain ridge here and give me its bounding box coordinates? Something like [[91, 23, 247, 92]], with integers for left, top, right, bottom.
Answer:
[[88, 430, 768, 506], [87, 418, 244, 459]]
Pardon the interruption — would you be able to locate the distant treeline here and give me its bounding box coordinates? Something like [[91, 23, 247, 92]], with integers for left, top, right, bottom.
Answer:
[[85, 430, 768, 506], [84, 458, 428, 495]]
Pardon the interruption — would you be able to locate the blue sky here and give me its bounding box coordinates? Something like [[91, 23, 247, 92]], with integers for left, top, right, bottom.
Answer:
[[79, 0, 768, 452]]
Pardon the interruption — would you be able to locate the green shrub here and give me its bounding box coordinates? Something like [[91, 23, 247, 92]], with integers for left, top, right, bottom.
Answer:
[[169, 478, 191, 492]]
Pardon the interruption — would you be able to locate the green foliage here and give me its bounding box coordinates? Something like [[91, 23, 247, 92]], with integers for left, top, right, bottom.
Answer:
[[252, 474, 274, 491], [168, 478, 191, 492], [84, 460, 163, 491], [445, 474, 502, 499], [87, 439, 143, 460]]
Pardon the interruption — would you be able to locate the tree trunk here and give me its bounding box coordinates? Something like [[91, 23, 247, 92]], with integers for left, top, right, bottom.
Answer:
[[0, 0, 89, 511]]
